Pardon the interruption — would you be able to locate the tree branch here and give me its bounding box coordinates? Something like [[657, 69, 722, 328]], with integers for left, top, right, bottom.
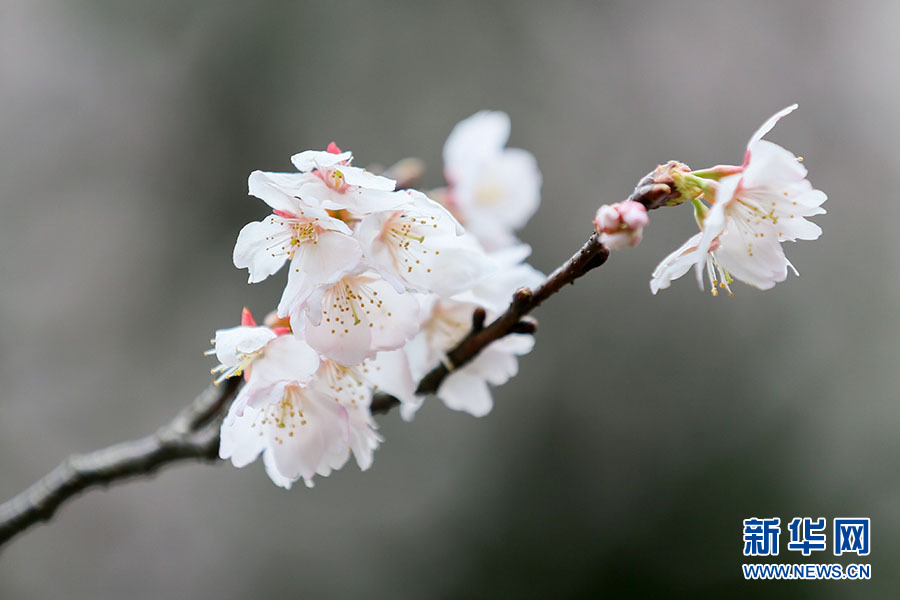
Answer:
[[0, 377, 240, 548], [370, 231, 608, 412], [416, 232, 607, 395], [0, 232, 609, 549]]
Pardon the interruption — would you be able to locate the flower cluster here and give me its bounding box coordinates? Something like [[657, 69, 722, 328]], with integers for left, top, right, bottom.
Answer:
[[210, 114, 543, 488], [209, 105, 824, 488], [594, 105, 826, 295]]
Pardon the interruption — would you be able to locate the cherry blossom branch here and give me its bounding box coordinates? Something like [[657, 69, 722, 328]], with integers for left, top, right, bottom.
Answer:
[[0, 378, 241, 548], [0, 161, 677, 549]]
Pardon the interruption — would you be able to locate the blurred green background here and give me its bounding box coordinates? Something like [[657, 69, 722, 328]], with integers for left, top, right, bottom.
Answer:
[[1, 1, 897, 597]]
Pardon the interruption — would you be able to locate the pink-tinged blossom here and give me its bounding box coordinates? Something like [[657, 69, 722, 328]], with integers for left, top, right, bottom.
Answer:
[[593, 200, 649, 249], [441, 111, 542, 250], [220, 347, 421, 489], [219, 383, 353, 489], [234, 170, 363, 317], [298, 270, 421, 366], [208, 311, 321, 415], [213, 310, 369, 489], [690, 104, 826, 290], [652, 105, 826, 294], [357, 190, 495, 296], [290, 144, 410, 215]]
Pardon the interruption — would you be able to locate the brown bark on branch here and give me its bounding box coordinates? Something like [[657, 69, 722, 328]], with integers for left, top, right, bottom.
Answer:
[[0, 378, 241, 548], [416, 232, 608, 395]]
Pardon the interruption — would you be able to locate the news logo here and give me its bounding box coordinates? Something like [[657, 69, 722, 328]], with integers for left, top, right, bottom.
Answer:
[[742, 516, 871, 580]]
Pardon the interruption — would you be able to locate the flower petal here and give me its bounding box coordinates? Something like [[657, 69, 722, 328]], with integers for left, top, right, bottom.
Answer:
[[469, 335, 534, 386], [452, 256, 543, 314], [650, 233, 704, 294], [219, 403, 265, 467], [291, 150, 353, 172], [743, 140, 807, 187], [364, 349, 421, 418], [443, 110, 511, 181], [345, 404, 382, 471], [694, 177, 734, 288], [336, 165, 396, 191], [248, 170, 311, 214], [438, 370, 494, 417], [457, 148, 542, 229], [362, 275, 421, 354], [276, 231, 363, 317], [261, 386, 351, 485], [713, 220, 789, 290], [746, 104, 798, 155], [262, 448, 297, 489], [248, 335, 321, 386], [214, 325, 276, 367], [232, 217, 291, 283], [297, 179, 408, 214]]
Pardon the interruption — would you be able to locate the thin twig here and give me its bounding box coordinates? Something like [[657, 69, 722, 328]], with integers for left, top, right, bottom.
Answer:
[[0, 378, 240, 548], [415, 232, 608, 396]]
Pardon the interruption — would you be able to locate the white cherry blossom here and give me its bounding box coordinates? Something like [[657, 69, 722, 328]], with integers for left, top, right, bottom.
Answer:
[[651, 105, 826, 294], [213, 310, 376, 489], [692, 104, 826, 289], [208, 310, 321, 415], [234, 170, 363, 317], [298, 270, 421, 366], [357, 190, 495, 296], [220, 346, 422, 489], [290, 143, 410, 215], [219, 383, 354, 489], [441, 111, 542, 250]]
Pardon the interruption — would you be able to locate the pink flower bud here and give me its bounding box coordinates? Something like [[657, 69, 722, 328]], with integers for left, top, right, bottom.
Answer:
[[593, 205, 621, 233], [593, 200, 649, 249]]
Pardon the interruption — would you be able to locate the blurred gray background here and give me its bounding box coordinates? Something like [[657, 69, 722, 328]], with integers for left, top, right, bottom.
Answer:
[[1, 0, 897, 597]]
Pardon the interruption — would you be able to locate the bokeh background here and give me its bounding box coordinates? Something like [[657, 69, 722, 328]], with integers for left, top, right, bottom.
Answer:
[[1, 1, 897, 597]]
